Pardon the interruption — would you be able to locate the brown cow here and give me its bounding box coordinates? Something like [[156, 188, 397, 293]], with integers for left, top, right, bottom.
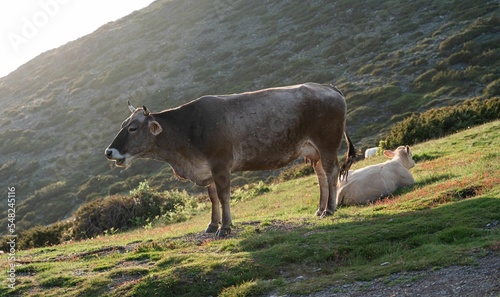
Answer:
[[105, 83, 356, 237]]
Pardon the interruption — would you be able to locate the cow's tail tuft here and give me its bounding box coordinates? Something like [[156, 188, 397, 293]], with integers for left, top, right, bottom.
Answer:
[[339, 131, 356, 182]]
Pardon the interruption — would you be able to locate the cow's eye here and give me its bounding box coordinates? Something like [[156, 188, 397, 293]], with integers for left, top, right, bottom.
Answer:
[[128, 126, 138, 133]]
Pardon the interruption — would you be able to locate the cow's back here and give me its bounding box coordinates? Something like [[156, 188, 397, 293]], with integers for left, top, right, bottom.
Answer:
[[218, 83, 346, 171], [157, 83, 346, 173]]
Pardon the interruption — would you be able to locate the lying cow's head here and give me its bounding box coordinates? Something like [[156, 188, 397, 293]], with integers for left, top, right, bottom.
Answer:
[[105, 101, 163, 167], [383, 145, 416, 169]]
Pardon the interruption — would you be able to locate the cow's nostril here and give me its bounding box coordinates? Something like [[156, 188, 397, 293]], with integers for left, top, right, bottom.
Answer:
[[105, 149, 113, 157]]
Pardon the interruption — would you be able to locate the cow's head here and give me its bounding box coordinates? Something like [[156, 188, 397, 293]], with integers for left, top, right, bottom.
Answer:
[[383, 145, 416, 169], [105, 101, 163, 167]]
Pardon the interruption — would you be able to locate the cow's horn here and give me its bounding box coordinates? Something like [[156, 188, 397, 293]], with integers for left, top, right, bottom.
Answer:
[[143, 106, 150, 116], [127, 101, 135, 113]]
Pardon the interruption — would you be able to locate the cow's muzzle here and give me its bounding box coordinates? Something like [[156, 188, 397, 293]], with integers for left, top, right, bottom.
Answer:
[[105, 148, 126, 166]]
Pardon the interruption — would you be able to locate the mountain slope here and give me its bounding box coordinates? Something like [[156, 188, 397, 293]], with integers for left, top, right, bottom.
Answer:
[[0, 0, 498, 231]]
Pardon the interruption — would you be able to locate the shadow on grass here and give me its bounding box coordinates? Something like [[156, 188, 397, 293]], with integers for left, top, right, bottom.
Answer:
[[413, 173, 457, 188], [233, 196, 499, 295], [124, 197, 500, 297], [11, 197, 497, 297], [413, 152, 444, 163]]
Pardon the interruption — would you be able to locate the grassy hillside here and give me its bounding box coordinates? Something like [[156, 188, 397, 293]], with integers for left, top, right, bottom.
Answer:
[[2, 121, 499, 296], [0, 0, 499, 232]]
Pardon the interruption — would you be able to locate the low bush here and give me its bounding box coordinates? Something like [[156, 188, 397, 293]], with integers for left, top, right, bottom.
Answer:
[[431, 66, 481, 86], [231, 181, 272, 202], [16, 181, 69, 229], [412, 69, 438, 92], [387, 94, 422, 113], [446, 50, 474, 65], [72, 181, 199, 239], [278, 162, 315, 182], [17, 221, 72, 249], [380, 96, 500, 148], [484, 78, 500, 97], [439, 16, 499, 52], [347, 85, 402, 106]]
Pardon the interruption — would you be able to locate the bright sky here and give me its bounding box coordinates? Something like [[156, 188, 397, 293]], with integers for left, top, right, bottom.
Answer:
[[0, 0, 156, 78]]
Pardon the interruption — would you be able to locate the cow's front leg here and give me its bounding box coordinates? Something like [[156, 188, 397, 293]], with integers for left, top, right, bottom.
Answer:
[[205, 183, 220, 233], [313, 160, 331, 217], [212, 167, 232, 237]]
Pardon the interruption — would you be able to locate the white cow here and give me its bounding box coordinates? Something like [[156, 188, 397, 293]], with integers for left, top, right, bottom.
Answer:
[[364, 147, 379, 158], [337, 145, 415, 206]]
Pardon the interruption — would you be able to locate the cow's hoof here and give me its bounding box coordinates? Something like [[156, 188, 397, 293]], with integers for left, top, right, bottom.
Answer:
[[215, 228, 231, 238], [315, 209, 322, 216], [320, 210, 334, 218], [205, 224, 218, 233]]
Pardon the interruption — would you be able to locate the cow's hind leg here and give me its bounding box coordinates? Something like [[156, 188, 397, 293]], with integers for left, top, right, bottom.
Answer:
[[323, 156, 340, 216], [205, 183, 220, 233]]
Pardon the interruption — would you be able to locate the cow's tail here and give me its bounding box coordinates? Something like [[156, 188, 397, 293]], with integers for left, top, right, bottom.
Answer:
[[339, 131, 356, 182]]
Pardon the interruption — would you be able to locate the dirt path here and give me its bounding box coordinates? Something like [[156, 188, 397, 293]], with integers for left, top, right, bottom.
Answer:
[[293, 253, 500, 297]]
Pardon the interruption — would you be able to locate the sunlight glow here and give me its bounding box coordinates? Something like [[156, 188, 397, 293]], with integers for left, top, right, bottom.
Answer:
[[0, 0, 155, 78]]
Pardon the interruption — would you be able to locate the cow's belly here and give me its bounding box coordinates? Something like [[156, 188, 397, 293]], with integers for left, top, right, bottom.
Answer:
[[233, 153, 298, 171], [232, 140, 319, 172]]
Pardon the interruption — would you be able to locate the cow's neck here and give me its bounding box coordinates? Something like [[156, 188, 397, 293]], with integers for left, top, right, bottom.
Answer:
[[393, 155, 411, 170], [152, 134, 193, 165], [148, 115, 212, 185]]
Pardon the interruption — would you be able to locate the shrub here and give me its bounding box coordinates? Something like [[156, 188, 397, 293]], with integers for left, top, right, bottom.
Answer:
[[347, 85, 402, 106], [367, 85, 402, 104], [357, 64, 376, 75], [15, 180, 69, 229], [18, 221, 72, 249], [388, 94, 422, 113], [231, 181, 271, 202], [471, 48, 499, 66], [0, 160, 16, 181], [463, 40, 482, 53], [279, 162, 315, 182], [484, 78, 500, 97], [412, 69, 438, 92], [76, 175, 116, 200], [347, 106, 380, 123], [439, 16, 499, 52], [108, 181, 129, 195], [446, 50, 474, 65], [430, 66, 481, 87], [380, 96, 500, 148], [72, 181, 198, 239]]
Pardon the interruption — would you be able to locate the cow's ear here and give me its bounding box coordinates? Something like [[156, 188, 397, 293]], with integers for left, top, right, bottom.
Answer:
[[383, 150, 394, 158], [148, 121, 163, 135], [405, 145, 411, 154]]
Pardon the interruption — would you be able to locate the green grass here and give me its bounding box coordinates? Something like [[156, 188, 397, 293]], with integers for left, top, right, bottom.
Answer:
[[2, 121, 499, 296]]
